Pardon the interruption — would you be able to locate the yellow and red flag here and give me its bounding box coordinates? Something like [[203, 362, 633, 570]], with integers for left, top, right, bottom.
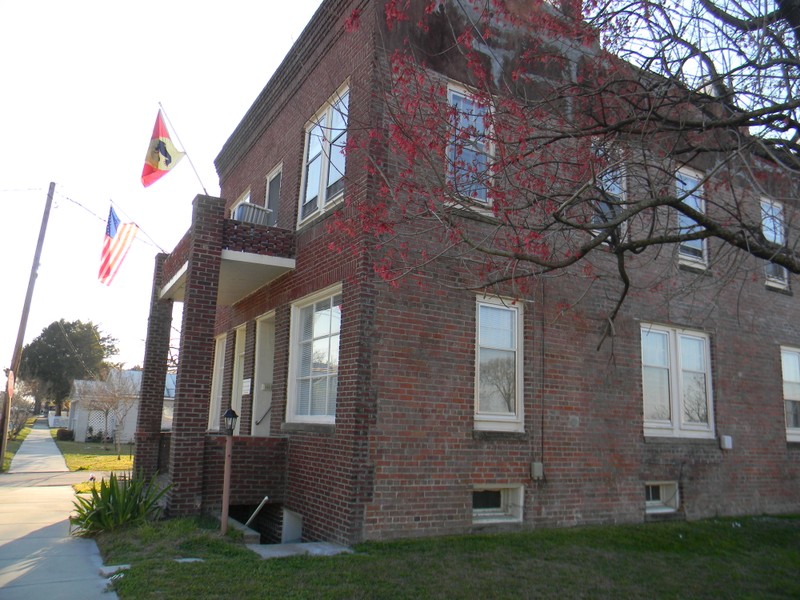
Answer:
[[141, 110, 184, 187]]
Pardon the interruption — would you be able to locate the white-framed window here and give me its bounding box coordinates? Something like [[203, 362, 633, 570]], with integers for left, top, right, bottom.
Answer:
[[780, 347, 800, 442], [299, 86, 349, 223], [265, 165, 282, 228], [230, 189, 251, 218], [645, 481, 679, 514], [475, 297, 524, 432], [761, 198, 789, 288], [208, 335, 227, 431], [448, 86, 492, 203], [675, 169, 707, 266], [472, 486, 524, 523], [640, 323, 714, 439], [590, 144, 627, 239], [287, 285, 342, 424]]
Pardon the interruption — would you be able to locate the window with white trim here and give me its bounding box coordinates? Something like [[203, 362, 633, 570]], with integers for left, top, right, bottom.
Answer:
[[265, 165, 282, 227], [675, 169, 707, 266], [475, 297, 523, 432], [299, 87, 349, 223], [472, 486, 523, 523], [448, 87, 491, 203], [287, 286, 342, 423], [645, 482, 679, 514], [641, 324, 714, 438], [207, 335, 226, 431], [761, 199, 789, 288], [230, 189, 251, 218], [590, 144, 627, 239], [780, 347, 800, 442]]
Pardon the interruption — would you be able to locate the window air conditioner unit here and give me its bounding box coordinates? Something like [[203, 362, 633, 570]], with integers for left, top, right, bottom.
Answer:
[[234, 203, 272, 226]]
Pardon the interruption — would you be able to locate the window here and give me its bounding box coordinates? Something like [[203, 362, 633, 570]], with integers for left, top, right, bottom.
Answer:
[[780, 347, 800, 442], [230, 190, 251, 219], [472, 486, 523, 523], [676, 170, 707, 265], [300, 87, 349, 222], [645, 482, 679, 514], [761, 199, 788, 288], [265, 166, 282, 227], [208, 335, 226, 431], [475, 297, 523, 432], [448, 87, 491, 203], [287, 286, 342, 423], [591, 146, 627, 239], [641, 324, 714, 438]]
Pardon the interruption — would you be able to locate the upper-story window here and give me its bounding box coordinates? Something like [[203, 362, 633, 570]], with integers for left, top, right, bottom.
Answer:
[[231, 190, 251, 218], [265, 165, 282, 228], [676, 169, 707, 266], [761, 198, 789, 289], [299, 86, 349, 223], [475, 297, 524, 432], [448, 87, 491, 204], [591, 144, 627, 238], [641, 323, 714, 439], [780, 347, 800, 442]]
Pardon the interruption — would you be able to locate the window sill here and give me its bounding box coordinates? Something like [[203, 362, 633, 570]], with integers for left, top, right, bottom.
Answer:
[[765, 282, 792, 295], [643, 435, 717, 447], [473, 430, 527, 442], [677, 260, 709, 275], [281, 422, 335, 435]]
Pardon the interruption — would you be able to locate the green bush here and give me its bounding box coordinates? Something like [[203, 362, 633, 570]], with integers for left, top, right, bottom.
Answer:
[[70, 472, 169, 537], [56, 428, 74, 441]]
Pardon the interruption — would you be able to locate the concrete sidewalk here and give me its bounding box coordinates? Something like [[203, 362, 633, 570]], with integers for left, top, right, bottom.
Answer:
[[0, 419, 117, 599]]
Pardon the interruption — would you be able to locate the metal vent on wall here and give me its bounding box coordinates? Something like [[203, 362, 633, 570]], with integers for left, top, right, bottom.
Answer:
[[234, 203, 272, 226]]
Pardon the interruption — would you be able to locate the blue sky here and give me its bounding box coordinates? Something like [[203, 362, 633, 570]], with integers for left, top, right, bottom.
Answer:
[[0, 0, 323, 370]]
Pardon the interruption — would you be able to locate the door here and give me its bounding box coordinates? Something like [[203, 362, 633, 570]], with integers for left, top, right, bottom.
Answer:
[[253, 314, 275, 436]]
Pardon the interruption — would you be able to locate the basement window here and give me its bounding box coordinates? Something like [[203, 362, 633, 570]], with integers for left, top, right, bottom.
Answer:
[[472, 486, 523, 523], [645, 482, 679, 514]]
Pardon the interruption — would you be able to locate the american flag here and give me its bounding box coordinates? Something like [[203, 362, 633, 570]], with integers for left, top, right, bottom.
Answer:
[[99, 206, 138, 286]]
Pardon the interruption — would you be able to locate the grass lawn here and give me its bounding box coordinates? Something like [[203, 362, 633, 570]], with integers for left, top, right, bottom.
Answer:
[[97, 515, 800, 599], [1, 417, 36, 471], [51, 431, 134, 472]]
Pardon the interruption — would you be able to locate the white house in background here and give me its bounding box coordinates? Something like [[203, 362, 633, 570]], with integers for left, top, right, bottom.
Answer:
[[68, 370, 175, 443]]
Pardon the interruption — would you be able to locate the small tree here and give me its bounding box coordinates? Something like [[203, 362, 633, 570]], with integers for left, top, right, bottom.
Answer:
[[85, 370, 139, 458]]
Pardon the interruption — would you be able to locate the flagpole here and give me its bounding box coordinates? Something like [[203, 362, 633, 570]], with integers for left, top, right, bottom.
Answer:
[[158, 103, 209, 195]]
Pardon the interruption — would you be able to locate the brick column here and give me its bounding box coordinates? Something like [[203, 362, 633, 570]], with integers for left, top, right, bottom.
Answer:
[[167, 195, 225, 516], [134, 253, 173, 478]]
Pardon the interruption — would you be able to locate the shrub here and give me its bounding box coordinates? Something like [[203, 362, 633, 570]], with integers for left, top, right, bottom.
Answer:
[[70, 472, 170, 537], [56, 428, 74, 441]]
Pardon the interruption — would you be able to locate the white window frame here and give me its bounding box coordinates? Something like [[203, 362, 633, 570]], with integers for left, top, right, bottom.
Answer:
[[230, 189, 252, 219], [475, 297, 524, 432], [780, 346, 800, 442], [590, 144, 628, 239], [761, 198, 789, 289], [675, 168, 707, 267], [208, 335, 227, 431], [286, 284, 343, 424], [447, 85, 492, 205], [298, 85, 349, 225], [645, 481, 679, 514], [265, 164, 282, 228], [640, 323, 715, 439], [472, 486, 524, 524]]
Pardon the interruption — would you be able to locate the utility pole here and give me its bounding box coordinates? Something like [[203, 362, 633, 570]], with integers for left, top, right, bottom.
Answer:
[[0, 182, 55, 469]]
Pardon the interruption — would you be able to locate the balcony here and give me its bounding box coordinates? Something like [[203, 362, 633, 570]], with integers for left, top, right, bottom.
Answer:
[[159, 214, 295, 306]]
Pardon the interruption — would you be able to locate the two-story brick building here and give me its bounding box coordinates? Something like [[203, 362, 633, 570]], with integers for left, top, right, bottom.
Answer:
[[134, 0, 800, 545]]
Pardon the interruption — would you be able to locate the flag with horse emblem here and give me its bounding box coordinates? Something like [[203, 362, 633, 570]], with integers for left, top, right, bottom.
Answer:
[[141, 109, 185, 186]]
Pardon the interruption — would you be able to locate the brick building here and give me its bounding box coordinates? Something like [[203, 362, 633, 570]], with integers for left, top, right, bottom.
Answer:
[[135, 0, 800, 545]]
